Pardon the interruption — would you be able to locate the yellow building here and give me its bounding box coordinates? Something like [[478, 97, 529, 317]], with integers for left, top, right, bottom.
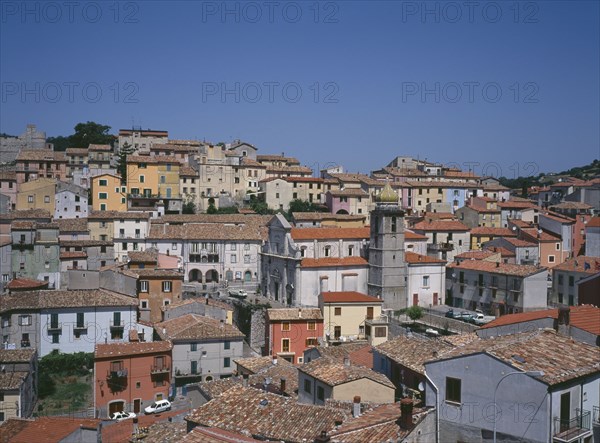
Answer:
[[319, 291, 383, 342], [91, 174, 127, 211], [126, 155, 180, 199], [16, 178, 56, 213]]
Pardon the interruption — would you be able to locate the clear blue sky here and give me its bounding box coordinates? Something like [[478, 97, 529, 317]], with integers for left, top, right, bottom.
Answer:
[[1, 1, 598, 178]]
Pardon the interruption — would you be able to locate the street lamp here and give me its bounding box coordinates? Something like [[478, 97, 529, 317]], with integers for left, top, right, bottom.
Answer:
[[493, 370, 544, 443]]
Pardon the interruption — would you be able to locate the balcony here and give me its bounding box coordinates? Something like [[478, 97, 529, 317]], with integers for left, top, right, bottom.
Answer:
[[73, 323, 88, 331], [47, 323, 62, 332], [427, 242, 454, 252], [553, 409, 591, 442], [21, 340, 31, 348], [150, 365, 170, 374], [107, 368, 128, 379], [110, 320, 124, 330]]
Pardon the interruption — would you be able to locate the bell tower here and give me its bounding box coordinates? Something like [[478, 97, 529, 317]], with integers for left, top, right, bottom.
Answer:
[[367, 182, 407, 311]]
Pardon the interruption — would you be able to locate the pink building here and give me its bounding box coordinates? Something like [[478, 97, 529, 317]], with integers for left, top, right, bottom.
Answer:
[[265, 308, 324, 364], [0, 171, 17, 211]]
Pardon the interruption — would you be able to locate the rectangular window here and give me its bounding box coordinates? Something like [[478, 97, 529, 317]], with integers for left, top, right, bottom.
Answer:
[[52, 333, 59, 344], [548, 255, 555, 263], [18, 315, 31, 326], [191, 343, 197, 352], [162, 281, 172, 292], [171, 243, 177, 250], [307, 321, 316, 330], [282, 338, 290, 352], [76, 312, 84, 328], [99, 192, 107, 200], [304, 379, 312, 393], [230, 254, 237, 263], [99, 179, 107, 186], [28, 195, 33, 203], [446, 377, 461, 403], [558, 274, 563, 285], [191, 360, 198, 374], [224, 341, 230, 350], [140, 281, 149, 292], [140, 300, 148, 309], [244, 254, 250, 264], [223, 357, 231, 368], [140, 175, 145, 183], [282, 322, 290, 331], [306, 338, 318, 347], [317, 385, 325, 401], [375, 327, 386, 337], [334, 307, 341, 316], [422, 276, 430, 287], [568, 276, 574, 287]]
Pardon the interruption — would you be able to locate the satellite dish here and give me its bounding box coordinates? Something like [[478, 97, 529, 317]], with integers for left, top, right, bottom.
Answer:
[[418, 382, 425, 392]]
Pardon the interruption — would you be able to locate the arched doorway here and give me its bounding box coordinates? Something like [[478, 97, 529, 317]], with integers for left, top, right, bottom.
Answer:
[[206, 269, 219, 283], [189, 269, 202, 282], [244, 271, 252, 282], [336, 209, 349, 215], [225, 270, 234, 282]]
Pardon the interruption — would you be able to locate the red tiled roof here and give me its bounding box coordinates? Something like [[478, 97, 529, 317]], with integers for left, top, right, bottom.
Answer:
[[95, 341, 172, 359], [300, 257, 368, 268], [404, 230, 427, 240], [470, 227, 516, 237], [3, 417, 100, 443], [411, 220, 469, 232], [586, 217, 600, 228], [405, 251, 445, 264], [552, 256, 600, 274], [6, 278, 48, 290], [503, 237, 537, 248], [455, 250, 497, 260], [322, 291, 383, 304], [484, 246, 516, 257], [447, 260, 545, 277], [497, 200, 537, 209], [291, 227, 371, 240], [480, 305, 600, 335]]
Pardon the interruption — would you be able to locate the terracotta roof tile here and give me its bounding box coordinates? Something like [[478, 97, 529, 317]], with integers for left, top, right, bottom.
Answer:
[[328, 189, 369, 198], [128, 248, 158, 263], [291, 227, 370, 240], [299, 357, 394, 388], [456, 250, 497, 260], [322, 291, 383, 304], [181, 426, 260, 442], [310, 342, 375, 368], [404, 230, 428, 240], [291, 212, 366, 222], [586, 217, 600, 228], [470, 227, 516, 237], [0, 209, 51, 220], [0, 349, 35, 363], [0, 372, 28, 390], [16, 150, 67, 161], [186, 385, 347, 441], [300, 257, 369, 268], [405, 251, 446, 264], [411, 220, 470, 232], [432, 329, 600, 386], [2, 417, 100, 443], [267, 308, 323, 321], [95, 340, 172, 359], [60, 251, 87, 259], [234, 356, 292, 374], [376, 336, 454, 375], [156, 314, 244, 341], [447, 260, 546, 277], [54, 218, 88, 233], [0, 289, 137, 313], [5, 278, 48, 290], [552, 256, 600, 274]]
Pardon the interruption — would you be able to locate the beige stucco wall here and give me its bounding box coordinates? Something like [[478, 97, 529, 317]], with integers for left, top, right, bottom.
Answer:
[[322, 302, 382, 339], [333, 378, 394, 404]]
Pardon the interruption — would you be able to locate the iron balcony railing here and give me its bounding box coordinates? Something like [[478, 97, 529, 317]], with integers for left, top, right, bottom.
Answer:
[[553, 409, 590, 440]]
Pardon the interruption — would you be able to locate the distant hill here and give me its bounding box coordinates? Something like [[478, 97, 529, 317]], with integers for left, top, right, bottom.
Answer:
[[499, 159, 599, 189]]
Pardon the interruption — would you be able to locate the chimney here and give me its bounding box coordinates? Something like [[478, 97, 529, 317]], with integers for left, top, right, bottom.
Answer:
[[242, 373, 249, 387], [314, 430, 331, 442], [399, 398, 414, 429], [280, 377, 286, 393], [557, 306, 571, 336], [298, 308, 302, 318], [272, 355, 278, 365], [343, 357, 350, 367], [352, 396, 361, 417]]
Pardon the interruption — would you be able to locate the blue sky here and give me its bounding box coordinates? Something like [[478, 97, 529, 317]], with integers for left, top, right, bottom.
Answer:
[[1, 1, 598, 177]]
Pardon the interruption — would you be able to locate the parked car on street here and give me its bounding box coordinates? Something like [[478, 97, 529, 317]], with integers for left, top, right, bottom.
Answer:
[[110, 411, 136, 421], [445, 309, 456, 318], [458, 312, 475, 323], [472, 312, 496, 326], [144, 399, 171, 415]]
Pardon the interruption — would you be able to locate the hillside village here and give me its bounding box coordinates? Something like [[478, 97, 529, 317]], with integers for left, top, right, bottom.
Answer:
[[0, 124, 599, 443]]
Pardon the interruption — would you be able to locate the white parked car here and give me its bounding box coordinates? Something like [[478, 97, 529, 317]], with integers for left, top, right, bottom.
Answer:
[[110, 411, 136, 421], [228, 289, 248, 299], [144, 399, 171, 414]]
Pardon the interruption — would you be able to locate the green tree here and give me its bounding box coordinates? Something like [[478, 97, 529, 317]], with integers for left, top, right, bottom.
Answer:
[[182, 200, 197, 214], [116, 142, 136, 185], [206, 203, 218, 214], [68, 121, 115, 148], [47, 135, 70, 151], [287, 199, 326, 213]]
